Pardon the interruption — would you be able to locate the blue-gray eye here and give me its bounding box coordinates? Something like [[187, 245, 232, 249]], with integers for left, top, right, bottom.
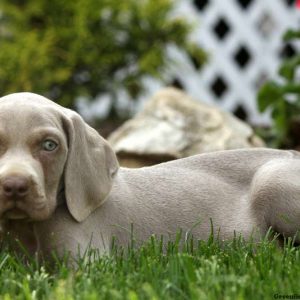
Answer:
[[42, 139, 58, 151]]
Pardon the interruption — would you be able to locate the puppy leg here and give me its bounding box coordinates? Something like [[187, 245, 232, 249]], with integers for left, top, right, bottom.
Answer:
[[251, 158, 300, 244], [1, 220, 38, 258]]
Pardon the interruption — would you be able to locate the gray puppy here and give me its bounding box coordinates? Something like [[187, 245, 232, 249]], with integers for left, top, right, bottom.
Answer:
[[0, 92, 299, 259]]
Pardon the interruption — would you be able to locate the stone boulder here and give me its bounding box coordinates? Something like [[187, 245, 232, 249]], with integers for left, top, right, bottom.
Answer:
[[108, 88, 265, 168]]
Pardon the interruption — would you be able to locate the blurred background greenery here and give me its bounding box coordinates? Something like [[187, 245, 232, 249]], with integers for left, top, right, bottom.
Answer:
[[0, 1, 299, 149], [257, 29, 300, 149], [0, 0, 206, 119]]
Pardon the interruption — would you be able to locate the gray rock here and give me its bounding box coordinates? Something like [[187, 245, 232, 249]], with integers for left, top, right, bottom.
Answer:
[[108, 88, 265, 167]]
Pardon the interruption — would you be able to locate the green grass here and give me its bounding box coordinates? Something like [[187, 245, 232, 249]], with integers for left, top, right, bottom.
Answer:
[[0, 234, 299, 300]]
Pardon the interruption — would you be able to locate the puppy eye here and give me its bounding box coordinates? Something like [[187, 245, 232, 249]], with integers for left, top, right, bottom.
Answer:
[[42, 139, 58, 151]]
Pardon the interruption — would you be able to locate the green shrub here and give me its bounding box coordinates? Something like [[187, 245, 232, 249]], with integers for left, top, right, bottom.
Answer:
[[0, 0, 206, 116], [257, 28, 300, 148]]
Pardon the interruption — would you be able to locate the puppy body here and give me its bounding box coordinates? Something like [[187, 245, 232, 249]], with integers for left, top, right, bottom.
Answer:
[[0, 92, 299, 259], [34, 149, 300, 257]]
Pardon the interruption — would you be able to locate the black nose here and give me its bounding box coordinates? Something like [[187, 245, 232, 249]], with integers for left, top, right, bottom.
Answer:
[[2, 176, 29, 198]]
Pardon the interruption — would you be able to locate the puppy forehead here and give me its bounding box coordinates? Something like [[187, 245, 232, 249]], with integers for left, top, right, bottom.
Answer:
[[0, 92, 59, 107], [0, 94, 64, 132]]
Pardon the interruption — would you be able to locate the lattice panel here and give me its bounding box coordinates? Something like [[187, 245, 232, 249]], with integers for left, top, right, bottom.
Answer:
[[151, 0, 300, 125], [78, 0, 300, 125]]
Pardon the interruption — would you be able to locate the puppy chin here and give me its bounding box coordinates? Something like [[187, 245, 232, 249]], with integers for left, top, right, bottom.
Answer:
[[3, 208, 28, 220], [1, 205, 52, 222], [25, 202, 57, 221]]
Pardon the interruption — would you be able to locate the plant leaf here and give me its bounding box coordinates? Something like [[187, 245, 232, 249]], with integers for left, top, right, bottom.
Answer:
[[257, 81, 283, 112]]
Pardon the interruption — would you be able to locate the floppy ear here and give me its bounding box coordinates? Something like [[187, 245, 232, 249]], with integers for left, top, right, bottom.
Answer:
[[62, 110, 119, 222]]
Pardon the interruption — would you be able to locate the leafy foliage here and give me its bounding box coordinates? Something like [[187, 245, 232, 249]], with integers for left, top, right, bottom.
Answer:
[[0, 0, 206, 115], [257, 28, 300, 148]]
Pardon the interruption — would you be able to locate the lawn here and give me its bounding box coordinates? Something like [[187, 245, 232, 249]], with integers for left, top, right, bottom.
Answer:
[[0, 234, 299, 300]]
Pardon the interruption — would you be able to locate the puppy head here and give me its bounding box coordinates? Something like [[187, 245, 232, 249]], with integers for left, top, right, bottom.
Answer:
[[0, 92, 119, 222]]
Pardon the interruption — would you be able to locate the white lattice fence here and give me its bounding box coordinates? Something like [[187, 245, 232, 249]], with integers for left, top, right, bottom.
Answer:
[[79, 0, 300, 125], [163, 0, 300, 125]]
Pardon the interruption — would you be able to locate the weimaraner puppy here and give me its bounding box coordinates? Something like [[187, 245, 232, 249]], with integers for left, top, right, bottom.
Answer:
[[0, 92, 299, 260]]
